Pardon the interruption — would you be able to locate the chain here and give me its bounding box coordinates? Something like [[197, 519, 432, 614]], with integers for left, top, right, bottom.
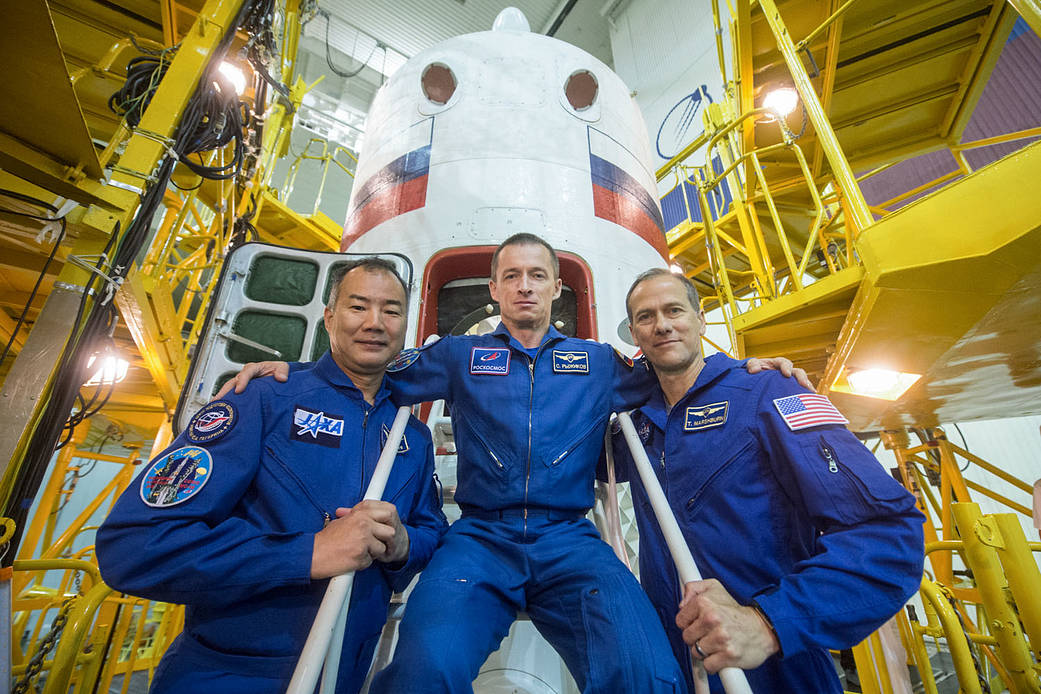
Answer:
[[12, 571, 82, 694]]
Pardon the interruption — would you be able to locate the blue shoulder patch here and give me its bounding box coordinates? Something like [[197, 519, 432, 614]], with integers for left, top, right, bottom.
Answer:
[[141, 446, 212, 508], [187, 401, 236, 443], [387, 348, 420, 373]]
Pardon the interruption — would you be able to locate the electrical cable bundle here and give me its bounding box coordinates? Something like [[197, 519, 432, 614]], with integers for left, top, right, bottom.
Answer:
[[110, 53, 247, 181], [179, 72, 248, 180], [321, 9, 383, 80], [2, 0, 260, 562], [108, 52, 176, 129], [242, 0, 292, 101]]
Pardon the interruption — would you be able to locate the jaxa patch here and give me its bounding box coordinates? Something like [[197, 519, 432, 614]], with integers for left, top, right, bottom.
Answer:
[[470, 347, 510, 375], [684, 401, 729, 431], [292, 406, 345, 448], [381, 423, 409, 453], [186, 401, 236, 443], [552, 350, 589, 374], [612, 347, 635, 369], [141, 446, 211, 508], [387, 348, 420, 373]]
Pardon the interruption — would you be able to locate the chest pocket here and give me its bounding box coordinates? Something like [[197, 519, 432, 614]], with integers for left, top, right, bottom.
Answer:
[[681, 438, 756, 515], [799, 433, 911, 525], [381, 446, 420, 506], [263, 444, 339, 524]]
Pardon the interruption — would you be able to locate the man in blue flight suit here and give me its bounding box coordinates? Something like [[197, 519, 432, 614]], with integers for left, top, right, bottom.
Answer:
[[226, 235, 693, 691], [609, 268, 926, 693], [96, 258, 448, 694], [367, 234, 687, 692], [222, 234, 804, 692]]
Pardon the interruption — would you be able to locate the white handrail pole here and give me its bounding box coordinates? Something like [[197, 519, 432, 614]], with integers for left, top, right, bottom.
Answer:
[[601, 430, 632, 569], [288, 405, 413, 694], [616, 412, 753, 694]]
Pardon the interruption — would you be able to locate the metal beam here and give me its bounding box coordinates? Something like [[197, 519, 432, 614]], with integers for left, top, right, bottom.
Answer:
[[0, 248, 63, 275], [757, 0, 874, 233], [0, 0, 247, 512]]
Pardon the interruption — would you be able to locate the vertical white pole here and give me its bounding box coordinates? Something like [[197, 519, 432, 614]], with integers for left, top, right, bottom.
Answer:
[[616, 412, 753, 694], [288, 405, 412, 694]]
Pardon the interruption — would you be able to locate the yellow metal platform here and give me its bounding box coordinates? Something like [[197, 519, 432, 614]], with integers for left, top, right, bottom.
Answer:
[[823, 139, 1041, 430], [664, 0, 1041, 430]]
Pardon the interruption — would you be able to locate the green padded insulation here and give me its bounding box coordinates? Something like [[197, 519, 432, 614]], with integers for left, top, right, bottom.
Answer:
[[321, 262, 351, 306], [311, 322, 330, 361], [226, 311, 307, 363], [245, 255, 319, 306], [212, 372, 236, 398]]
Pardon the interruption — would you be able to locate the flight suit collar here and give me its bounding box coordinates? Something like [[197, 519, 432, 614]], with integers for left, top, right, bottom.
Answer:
[[313, 351, 392, 407], [490, 321, 566, 354], [638, 354, 741, 431]]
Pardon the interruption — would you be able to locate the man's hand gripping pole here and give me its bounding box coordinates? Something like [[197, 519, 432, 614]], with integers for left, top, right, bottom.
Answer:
[[615, 412, 753, 694], [287, 405, 412, 694]]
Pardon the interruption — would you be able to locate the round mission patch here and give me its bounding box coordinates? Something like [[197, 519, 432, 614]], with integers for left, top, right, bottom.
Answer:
[[187, 401, 236, 443], [386, 348, 420, 373], [140, 446, 212, 508]]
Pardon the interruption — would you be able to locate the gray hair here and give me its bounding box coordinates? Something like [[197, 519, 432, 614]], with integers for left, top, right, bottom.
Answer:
[[625, 267, 701, 322], [327, 257, 410, 309]]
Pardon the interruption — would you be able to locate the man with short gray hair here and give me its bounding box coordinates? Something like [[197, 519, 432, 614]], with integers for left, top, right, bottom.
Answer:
[[609, 268, 925, 693]]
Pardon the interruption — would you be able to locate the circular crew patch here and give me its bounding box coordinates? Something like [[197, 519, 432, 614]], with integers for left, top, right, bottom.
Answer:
[[386, 348, 420, 373], [186, 401, 236, 443], [140, 446, 212, 508]]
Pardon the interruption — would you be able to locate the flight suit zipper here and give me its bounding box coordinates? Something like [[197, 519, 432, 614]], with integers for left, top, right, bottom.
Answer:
[[457, 417, 504, 470], [819, 438, 839, 473], [360, 408, 370, 492], [546, 416, 604, 467], [522, 342, 550, 536], [266, 446, 333, 525]]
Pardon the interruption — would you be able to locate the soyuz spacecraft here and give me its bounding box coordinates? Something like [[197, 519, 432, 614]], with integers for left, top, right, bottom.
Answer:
[[340, 6, 668, 348], [179, 8, 668, 691]]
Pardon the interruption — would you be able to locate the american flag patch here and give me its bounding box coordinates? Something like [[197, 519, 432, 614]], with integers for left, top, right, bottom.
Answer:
[[773, 394, 848, 431]]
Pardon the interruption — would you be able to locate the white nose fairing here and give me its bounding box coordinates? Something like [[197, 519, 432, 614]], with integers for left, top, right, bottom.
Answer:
[[342, 8, 668, 349]]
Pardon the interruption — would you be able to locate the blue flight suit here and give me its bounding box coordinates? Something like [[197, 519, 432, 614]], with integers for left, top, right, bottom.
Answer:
[[369, 323, 687, 693], [96, 352, 448, 694], [606, 354, 925, 694]]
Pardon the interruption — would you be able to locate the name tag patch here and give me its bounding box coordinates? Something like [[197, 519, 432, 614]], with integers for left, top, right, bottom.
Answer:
[[292, 406, 345, 448], [552, 350, 589, 374], [684, 401, 729, 431], [470, 347, 510, 375], [381, 423, 409, 453], [141, 446, 212, 508], [186, 401, 236, 443]]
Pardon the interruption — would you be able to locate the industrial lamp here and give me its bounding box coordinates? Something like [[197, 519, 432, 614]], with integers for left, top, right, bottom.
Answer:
[[832, 367, 921, 401], [217, 61, 248, 96], [84, 353, 130, 386], [763, 87, 799, 119]]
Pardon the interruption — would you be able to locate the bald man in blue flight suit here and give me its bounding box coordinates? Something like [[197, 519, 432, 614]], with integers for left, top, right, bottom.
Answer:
[[608, 268, 925, 693], [96, 259, 448, 693]]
